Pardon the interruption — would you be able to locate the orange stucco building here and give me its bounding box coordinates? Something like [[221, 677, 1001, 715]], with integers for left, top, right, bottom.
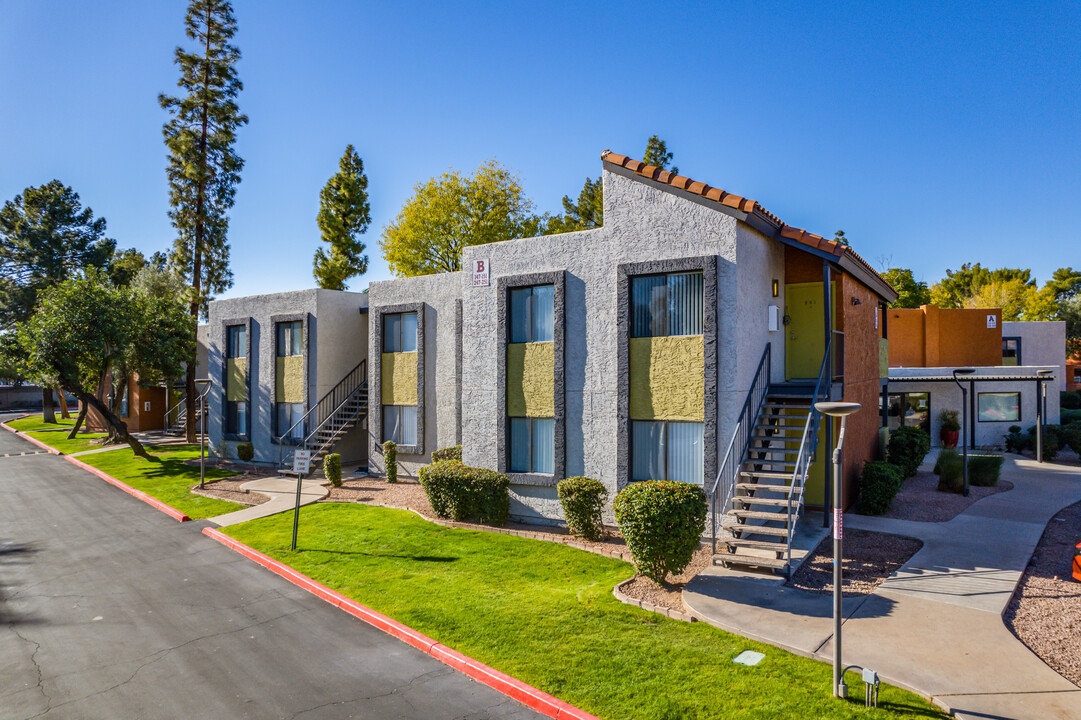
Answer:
[[1068, 356, 1081, 392], [886, 305, 1003, 368]]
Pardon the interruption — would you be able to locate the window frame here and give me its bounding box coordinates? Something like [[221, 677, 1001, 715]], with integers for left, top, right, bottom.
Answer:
[[383, 311, 418, 353], [977, 392, 1022, 423], [382, 404, 418, 446], [227, 325, 247, 360], [630, 419, 705, 483], [1002, 336, 1022, 366], [276, 320, 303, 357], [509, 284, 555, 344], [630, 270, 704, 339], [508, 416, 555, 475], [370, 303, 425, 462], [221, 317, 252, 442], [886, 392, 930, 433]]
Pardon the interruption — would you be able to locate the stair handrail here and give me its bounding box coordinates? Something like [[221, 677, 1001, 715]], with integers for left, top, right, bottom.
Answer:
[[165, 381, 211, 430], [277, 359, 367, 468], [297, 379, 368, 463], [785, 339, 832, 571], [710, 343, 772, 555]]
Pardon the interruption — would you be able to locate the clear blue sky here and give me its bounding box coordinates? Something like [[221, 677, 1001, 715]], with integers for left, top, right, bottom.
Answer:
[[2, 1, 1078, 299]]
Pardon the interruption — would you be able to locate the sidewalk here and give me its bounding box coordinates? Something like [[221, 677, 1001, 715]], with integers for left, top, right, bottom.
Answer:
[[684, 454, 1081, 720], [205, 475, 330, 527]]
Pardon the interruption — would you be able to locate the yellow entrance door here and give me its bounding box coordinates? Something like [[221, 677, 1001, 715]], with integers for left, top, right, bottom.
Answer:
[[785, 282, 828, 380]]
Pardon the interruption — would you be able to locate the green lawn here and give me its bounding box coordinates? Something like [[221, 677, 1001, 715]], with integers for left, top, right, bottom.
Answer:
[[26, 430, 108, 455], [6, 413, 77, 432], [80, 445, 242, 519], [226, 504, 943, 720]]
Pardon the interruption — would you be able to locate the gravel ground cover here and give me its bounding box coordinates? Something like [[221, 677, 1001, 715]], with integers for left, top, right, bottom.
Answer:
[[788, 529, 923, 597], [882, 465, 1012, 522], [1003, 500, 1081, 688], [191, 476, 270, 506]]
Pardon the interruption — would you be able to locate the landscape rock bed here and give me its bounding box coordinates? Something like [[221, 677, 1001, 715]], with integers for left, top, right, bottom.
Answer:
[[191, 476, 269, 506], [1003, 500, 1081, 688], [787, 529, 923, 597], [882, 465, 1012, 522]]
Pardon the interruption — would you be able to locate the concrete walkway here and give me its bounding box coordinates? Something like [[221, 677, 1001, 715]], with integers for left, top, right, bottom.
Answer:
[[685, 454, 1081, 720], [205, 475, 330, 527]]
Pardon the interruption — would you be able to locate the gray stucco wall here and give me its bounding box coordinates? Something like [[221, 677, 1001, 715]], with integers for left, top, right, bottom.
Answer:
[[460, 168, 741, 523], [367, 272, 464, 478], [1002, 321, 1067, 392], [207, 288, 368, 465]]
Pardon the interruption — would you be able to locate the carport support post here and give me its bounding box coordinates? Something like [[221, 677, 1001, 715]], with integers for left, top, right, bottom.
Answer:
[[1036, 380, 1043, 463]]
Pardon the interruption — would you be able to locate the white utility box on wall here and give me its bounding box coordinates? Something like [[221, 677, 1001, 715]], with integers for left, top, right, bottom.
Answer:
[[768, 305, 780, 332]]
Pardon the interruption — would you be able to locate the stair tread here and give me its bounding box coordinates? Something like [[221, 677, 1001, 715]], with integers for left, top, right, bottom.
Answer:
[[738, 471, 798, 480], [721, 538, 786, 552], [722, 523, 790, 538], [733, 496, 798, 508], [719, 553, 789, 569], [734, 481, 798, 492], [727, 509, 791, 522]]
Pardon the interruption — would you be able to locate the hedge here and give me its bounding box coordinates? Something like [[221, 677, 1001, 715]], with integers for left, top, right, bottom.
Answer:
[[613, 481, 706, 584], [419, 460, 510, 525], [383, 441, 398, 483], [887, 426, 930, 478], [856, 461, 903, 515], [968, 454, 1003, 486], [557, 477, 608, 540], [935, 450, 963, 493], [236, 442, 254, 462], [432, 445, 462, 462], [324, 453, 342, 487]]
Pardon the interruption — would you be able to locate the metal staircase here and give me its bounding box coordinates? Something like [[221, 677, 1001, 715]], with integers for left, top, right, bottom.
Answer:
[[710, 341, 832, 577], [164, 382, 210, 437], [277, 360, 368, 473]]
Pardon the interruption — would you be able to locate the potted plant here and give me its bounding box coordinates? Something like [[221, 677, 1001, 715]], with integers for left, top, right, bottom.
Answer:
[[939, 409, 960, 449]]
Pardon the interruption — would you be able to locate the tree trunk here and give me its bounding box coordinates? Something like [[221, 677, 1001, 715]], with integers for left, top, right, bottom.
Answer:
[[65, 383, 152, 460], [57, 386, 71, 419], [66, 403, 88, 440], [42, 387, 56, 423]]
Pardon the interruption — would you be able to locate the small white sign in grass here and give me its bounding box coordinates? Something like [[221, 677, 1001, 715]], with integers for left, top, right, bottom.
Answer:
[[733, 650, 765, 666]]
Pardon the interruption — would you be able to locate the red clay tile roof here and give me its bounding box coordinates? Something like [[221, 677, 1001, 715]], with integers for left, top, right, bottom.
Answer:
[[601, 150, 889, 292]]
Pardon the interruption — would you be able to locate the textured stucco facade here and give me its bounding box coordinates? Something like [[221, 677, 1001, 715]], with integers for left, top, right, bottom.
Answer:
[[207, 289, 369, 465], [1002, 321, 1067, 391]]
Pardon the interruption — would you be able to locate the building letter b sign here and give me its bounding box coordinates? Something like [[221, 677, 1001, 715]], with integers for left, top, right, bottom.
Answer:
[[472, 258, 490, 287]]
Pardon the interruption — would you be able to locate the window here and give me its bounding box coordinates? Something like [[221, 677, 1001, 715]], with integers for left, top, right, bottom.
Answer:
[[887, 392, 930, 433], [225, 401, 248, 436], [508, 417, 554, 473], [1074, 369, 1081, 384], [631, 271, 703, 338], [1002, 337, 1021, 366], [118, 384, 129, 418], [277, 321, 302, 357], [631, 420, 703, 483], [383, 405, 417, 445], [276, 402, 305, 441], [227, 325, 246, 359], [383, 312, 417, 353], [509, 285, 554, 343], [978, 392, 1021, 422]]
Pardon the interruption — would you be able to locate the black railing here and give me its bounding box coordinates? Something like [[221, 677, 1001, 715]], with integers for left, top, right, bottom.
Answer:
[[277, 359, 366, 466]]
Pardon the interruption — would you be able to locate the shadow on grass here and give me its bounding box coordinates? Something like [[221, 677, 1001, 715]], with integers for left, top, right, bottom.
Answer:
[[302, 548, 459, 563]]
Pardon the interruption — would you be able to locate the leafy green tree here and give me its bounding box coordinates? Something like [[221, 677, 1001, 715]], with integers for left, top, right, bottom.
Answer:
[[313, 145, 371, 290], [882, 268, 930, 308], [929, 264, 1034, 308], [1060, 296, 1081, 356], [160, 0, 247, 442], [380, 160, 542, 276], [546, 135, 678, 235], [1047, 267, 1081, 303], [833, 230, 850, 248], [108, 248, 150, 288]]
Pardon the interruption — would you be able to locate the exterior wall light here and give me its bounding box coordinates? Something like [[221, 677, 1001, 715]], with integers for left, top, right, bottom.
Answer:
[[772, 279, 779, 298]]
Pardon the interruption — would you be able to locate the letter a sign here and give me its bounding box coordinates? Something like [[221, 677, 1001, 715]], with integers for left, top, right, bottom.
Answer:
[[472, 259, 490, 287]]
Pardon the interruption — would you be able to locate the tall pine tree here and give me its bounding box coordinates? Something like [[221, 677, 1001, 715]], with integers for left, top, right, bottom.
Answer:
[[313, 145, 371, 290], [159, 0, 247, 442]]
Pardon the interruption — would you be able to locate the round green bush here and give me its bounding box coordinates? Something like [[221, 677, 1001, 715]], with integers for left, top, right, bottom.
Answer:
[[968, 454, 1003, 486], [383, 441, 398, 483], [557, 477, 608, 540], [418, 459, 509, 524], [1060, 390, 1081, 410], [936, 450, 963, 493], [431, 445, 462, 462], [324, 453, 342, 488], [887, 426, 930, 478], [1026, 424, 1060, 461], [613, 481, 707, 585], [856, 461, 903, 515], [1062, 422, 1081, 456], [236, 442, 254, 462]]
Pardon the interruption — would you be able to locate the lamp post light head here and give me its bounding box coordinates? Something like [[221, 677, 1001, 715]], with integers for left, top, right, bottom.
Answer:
[[815, 401, 862, 418], [953, 367, 976, 377], [1037, 370, 1053, 377]]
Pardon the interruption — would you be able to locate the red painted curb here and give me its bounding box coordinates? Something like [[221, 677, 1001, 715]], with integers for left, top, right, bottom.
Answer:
[[201, 527, 602, 720], [1, 415, 29, 433], [64, 454, 191, 522], [16, 431, 62, 455]]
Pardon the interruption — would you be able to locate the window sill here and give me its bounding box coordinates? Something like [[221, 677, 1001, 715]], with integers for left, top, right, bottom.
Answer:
[[224, 434, 250, 442], [385, 444, 420, 456], [507, 472, 559, 487]]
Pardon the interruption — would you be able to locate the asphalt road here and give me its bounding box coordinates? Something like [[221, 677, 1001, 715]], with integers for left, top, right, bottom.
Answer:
[[0, 416, 542, 720]]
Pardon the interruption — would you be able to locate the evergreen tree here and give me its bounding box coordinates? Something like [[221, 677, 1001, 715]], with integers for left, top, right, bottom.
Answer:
[[642, 134, 678, 174], [313, 145, 371, 290], [159, 0, 246, 442]]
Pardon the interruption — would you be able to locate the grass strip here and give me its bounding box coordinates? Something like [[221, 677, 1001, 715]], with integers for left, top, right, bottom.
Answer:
[[226, 503, 943, 720], [80, 445, 241, 520], [7, 414, 77, 432], [25, 431, 108, 455]]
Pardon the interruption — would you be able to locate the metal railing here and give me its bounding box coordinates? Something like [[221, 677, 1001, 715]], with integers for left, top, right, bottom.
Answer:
[[831, 330, 845, 388], [277, 360, 367, 468], [710, 343, 772, 554], [164, 381, 211, 433], [784, 339, 832, 570]]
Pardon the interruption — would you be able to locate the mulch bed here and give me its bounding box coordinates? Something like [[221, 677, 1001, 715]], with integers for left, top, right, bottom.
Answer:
[[1003, 500, 1081, 688], [620, 545, 714, 614], [191, 476, 270, 506], [881, 464, 1013, 523], [787, 529, 923, 597]]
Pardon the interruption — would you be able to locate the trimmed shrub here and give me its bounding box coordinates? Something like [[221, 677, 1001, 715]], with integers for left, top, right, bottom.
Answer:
[[1062, 408, 1081, 426], [557, 477, 608, 540], [856, 461, 904, 515], [939, 409, 960, 432], [936, 450, 963, 493], [887, 426, 931, 478], [613, 481, 707, 585], [324, 453, 342, 487], [1060, 422, 1081, 455], [1026, 424, 1061, 461], [431, 445, 462, 462], [1061, 390, 1081, 410], [383, 441, 398, 483], [419, 460, 509, 524], [968, 454, 1003, 486], [1004, 425, 1026, 454], [236, 442, 254, 463]]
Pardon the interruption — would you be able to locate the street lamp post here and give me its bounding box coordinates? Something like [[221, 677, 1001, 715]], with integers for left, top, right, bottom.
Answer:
[[814, 400, 862, 699], [1037, 370, 1053, 463], [952, 368, 975, 496], [195, 379, 212, 489]]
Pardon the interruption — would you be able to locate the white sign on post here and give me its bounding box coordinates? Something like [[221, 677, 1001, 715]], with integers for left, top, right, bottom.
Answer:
[[472, 258, 490, 287], [292, 449, 312, 475]]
